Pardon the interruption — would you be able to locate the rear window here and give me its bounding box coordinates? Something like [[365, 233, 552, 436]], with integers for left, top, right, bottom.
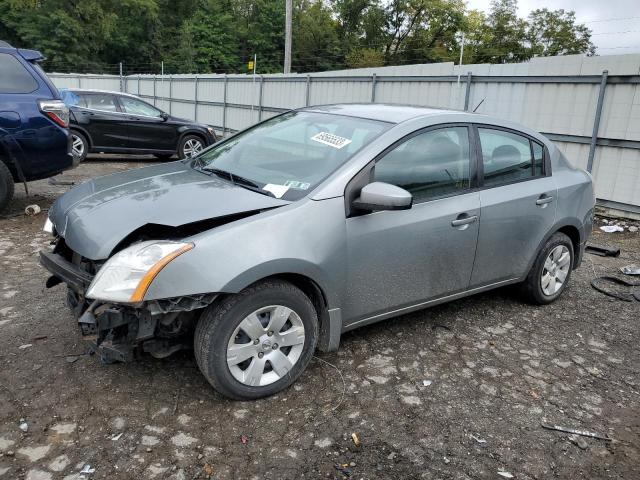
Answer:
[[0, 53, 38, 93]]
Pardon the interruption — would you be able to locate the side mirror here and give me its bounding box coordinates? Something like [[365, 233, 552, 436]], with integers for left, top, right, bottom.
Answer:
[[352, 182, 413, 211], [160, 112, 169, 121]]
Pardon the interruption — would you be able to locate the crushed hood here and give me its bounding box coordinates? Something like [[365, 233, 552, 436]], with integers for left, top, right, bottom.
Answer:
[[49, 161, 289, 260]]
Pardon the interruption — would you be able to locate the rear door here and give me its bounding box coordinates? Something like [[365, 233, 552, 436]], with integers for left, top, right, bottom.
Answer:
[[117, 95, 177, 151], [75, 93, 127, 149], [469, 125, 556, 287]]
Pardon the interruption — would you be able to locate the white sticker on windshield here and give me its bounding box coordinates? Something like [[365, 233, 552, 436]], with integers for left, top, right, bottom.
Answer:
[[311, 132, 352, 149], [284, 180, 311, 190], [263, 184, 289, 198]]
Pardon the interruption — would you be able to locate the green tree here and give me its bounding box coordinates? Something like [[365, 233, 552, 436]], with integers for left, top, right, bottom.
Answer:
[[293, 0, 343, 72], [476, 0, 529, 63], [527, 8, 595, 57]]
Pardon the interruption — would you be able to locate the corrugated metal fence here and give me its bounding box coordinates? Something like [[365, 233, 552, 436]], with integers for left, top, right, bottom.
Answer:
[[48, 54, 640, 216]]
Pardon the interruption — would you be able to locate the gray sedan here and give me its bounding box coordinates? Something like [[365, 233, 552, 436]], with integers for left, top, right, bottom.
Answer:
[[40, 104, 594, 399]]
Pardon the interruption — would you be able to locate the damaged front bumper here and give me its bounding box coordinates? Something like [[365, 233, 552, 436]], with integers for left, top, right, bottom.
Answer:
[[39, 249, 215, 363]]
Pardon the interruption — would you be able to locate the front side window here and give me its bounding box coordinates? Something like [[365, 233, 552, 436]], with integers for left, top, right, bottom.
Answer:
[[0, 53, 38, 94], [120, 96, 162, 117], [82, 94, 119, 112], [373, 126, 471, 203], [196, 111, 390, 201], [478, 128, 541, 187]]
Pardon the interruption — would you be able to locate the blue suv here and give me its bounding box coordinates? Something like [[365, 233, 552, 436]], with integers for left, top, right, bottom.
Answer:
[[0, 41, 75, 211]]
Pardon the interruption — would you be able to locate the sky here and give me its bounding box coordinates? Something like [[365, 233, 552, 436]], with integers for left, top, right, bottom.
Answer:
[[465, 0, 640, 54]]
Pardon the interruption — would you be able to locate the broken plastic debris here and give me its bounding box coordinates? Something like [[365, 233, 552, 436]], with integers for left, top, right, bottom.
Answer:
[[471, 434, 487, 444], [497, 471, 514, 478], [80, 464, 95, 475], [600, 225, 624, 233], [422, 380, 432, 387], [18, 344, 33, 350], [24, 204, 41, 216], [621, 264, 640, 276], [19, 420, 28, 432], [111, 432, 123, 441], [351, 432, 361, 447]]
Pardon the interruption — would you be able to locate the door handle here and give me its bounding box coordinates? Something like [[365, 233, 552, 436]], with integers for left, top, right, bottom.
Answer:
[[536, 195, 554, 206], [451, 215, 478, 227]]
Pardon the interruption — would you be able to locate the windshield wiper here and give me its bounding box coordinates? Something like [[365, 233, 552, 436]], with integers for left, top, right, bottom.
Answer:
[[205, 167, 276, 198]]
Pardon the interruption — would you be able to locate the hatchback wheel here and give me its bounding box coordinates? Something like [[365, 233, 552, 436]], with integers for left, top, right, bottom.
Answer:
[[520, 232, 574, 305], [179, 135, 204, 159], [71, 131, 88, 162], [194, 280, 318, 400], [0, 160, 15, 213]]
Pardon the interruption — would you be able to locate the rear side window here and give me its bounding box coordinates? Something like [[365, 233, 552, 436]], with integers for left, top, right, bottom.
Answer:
[[478, 128, 543, 187], [0, 53, 38, 94], [82, 94, 119, 112]]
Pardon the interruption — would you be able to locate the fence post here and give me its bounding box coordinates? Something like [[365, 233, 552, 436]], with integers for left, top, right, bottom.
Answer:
[[222, 75, 228, 137], [168, 75, 173, 115], [587, 70, 608, 173], [305, 74, 311, 106], [258, 75, 264, 121], [371, 73, 377, 103], [119, 62, 123, 92], [138, 75, 141, 95], [78, 76, 82, 89], [194, 75, 199, 122], [153, 75, 157, 106], [464, 71, 472, 111]]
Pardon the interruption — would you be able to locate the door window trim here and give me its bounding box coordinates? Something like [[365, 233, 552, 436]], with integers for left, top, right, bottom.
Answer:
[[116, 94, 164, 119], [76, 93, 123, 114], [344, 122, 478, 217], [472, 123, 551, 190]]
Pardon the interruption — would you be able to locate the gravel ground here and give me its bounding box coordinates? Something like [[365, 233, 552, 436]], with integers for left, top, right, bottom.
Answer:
[[0, 157, 639, 480]]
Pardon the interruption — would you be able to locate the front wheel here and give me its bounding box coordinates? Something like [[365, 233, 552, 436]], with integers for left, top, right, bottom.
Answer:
[[0, 161, 15, 213], [194, 280, 318, 400], [178, 135, 204, 159], [520, 232, 574, 305]]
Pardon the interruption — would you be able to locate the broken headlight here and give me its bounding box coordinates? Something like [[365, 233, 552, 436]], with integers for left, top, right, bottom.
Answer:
[[86, 241, 193, 303]]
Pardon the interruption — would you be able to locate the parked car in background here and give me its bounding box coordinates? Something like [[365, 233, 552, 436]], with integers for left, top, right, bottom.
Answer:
[[0, 40, 74, 212], [60, 89, 217, 162], [40, 104, 594, 400]]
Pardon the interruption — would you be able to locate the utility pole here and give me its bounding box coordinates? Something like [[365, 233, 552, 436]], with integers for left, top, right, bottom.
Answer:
[[284, 0, 292, 74]]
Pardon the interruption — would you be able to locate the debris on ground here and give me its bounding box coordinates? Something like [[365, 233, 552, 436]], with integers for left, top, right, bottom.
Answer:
[[497, 471, 514, 478], [585, 243, 620, 257], [18, 344, 33, 350], [541, 422, 613, 441], [203, 463, 214, 476], [590, 276, 640, 302], [65, 355, 79, 363], [24, 204, 41, 216], [334, 463, 352, 477], [568, 434, 589, 450], [80, 464, 95, 475], [600, 225, 624, 233], [19, 419, 28, 432], [621, 264, 640, 275], [423, 379, 433, 387], [240, 435, 248, 445], [110, 433, 123, 441], [470, 434, 487, 445], [351, 432, 361, 448]]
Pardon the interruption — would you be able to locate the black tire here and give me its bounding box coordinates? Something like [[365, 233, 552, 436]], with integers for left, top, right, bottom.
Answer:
[[70, 130, 89, 163], [0, 160, 15, 213], [194, 280, 318, 400], [178, 135, 204, 159], [520, 232, 574, 305], [154, 153, 174, 160]]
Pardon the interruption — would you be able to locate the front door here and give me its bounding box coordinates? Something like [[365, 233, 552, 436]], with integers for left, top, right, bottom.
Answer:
[[343, 125, 480, 325], [470, 126, 557, 287], [117, 95, 178, 151], [76, 93, 127, 149]]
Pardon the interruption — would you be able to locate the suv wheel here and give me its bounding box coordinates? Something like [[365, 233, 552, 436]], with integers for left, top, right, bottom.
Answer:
[[179, 135, 204, 159], [194, 280, 318, 400], [0, 161, 15, 213], [71, 131, 88, 162], [520, 232, 574, 305]]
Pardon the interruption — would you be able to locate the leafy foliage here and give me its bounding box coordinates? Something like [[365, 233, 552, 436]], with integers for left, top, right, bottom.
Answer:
[[0, 0, 596, 74]]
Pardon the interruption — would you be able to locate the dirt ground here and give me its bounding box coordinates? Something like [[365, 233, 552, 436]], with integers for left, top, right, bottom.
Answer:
[[0, 157, 639, 480]]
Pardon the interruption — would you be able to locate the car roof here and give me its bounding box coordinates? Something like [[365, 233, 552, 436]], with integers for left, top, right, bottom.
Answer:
[[301, 103, 466, 124]]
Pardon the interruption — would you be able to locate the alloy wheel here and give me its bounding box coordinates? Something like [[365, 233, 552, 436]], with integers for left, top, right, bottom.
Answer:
[[71, 134, 85, 158], [227, 305, 306, 387], [541, 245, 571, 296], [183, 138, 203, 157]]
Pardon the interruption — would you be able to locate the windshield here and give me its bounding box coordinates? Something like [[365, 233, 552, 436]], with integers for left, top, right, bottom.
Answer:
[[195, 111, 390, 201]]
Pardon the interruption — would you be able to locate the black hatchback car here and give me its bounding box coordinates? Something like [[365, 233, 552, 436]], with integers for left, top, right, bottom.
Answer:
[[60, 89, 216, 161]]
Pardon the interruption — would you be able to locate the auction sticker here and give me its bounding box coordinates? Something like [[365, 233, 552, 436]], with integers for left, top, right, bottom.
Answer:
[[311, 132, 352, 149], [284, 180, 311, 190]]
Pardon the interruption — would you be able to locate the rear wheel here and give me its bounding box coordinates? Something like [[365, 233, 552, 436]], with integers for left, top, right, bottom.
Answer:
[[0, 161, 15, 213], [194, 280, 318, 400], [520, 232, 574, 305], [178, 135, 204, 159], [70, 131, 88, 163]]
